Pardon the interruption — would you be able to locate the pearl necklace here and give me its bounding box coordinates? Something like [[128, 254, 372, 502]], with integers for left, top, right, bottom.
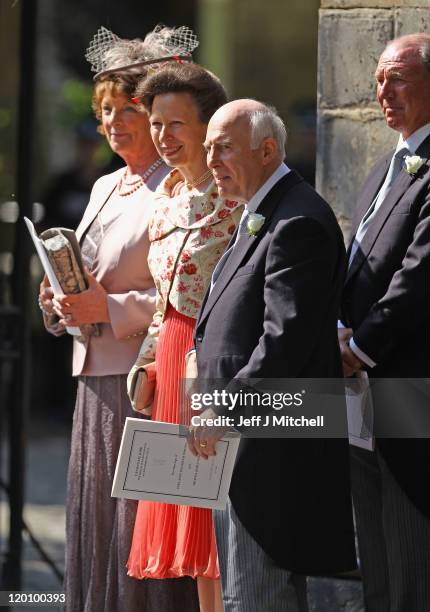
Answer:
[[117, 158, 163, 196], [185, 169, 212, 190]]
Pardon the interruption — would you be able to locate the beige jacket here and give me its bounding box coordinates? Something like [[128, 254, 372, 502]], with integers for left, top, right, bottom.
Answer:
[[49, 165, 168, 376]]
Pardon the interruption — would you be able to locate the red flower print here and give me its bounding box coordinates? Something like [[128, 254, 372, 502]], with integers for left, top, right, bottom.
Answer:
[[180, 251, 191, 263], [183, 263, 197, 275], [225, 200, 237, 208], [214, 231, 224, 238], [228, 224, 235, 235], [200, 227, 213, 239], [195, 213, 203, 221], [218, 209, 229, 219], [177, 281, 189, 293]]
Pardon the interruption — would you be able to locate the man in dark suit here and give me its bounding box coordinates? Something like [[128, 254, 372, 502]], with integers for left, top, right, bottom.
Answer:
[[339, 34, 430, 611], [187, 99, 356, 611]]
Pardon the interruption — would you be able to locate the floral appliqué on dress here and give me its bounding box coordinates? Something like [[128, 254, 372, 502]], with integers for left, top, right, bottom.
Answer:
[[137, 169, 243, 360]]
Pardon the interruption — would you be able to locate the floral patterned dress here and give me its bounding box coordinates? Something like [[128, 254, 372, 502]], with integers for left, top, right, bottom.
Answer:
[[127, 170, 243, 580]]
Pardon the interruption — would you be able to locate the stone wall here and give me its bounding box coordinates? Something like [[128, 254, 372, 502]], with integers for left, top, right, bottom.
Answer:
[[316, 0, 430, 237]]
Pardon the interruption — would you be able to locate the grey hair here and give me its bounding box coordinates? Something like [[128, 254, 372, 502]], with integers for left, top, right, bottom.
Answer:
[[249, 106, 287, 159], [388, 33, 430, 73], [417, 36, 430, 72]]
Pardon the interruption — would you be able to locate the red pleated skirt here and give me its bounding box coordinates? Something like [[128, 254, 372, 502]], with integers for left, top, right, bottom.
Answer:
[[127, 306, 220, 579]]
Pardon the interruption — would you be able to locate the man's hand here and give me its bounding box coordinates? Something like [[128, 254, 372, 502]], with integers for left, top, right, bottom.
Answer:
[[187, 408, 228, 459], [53, 268, 110, 327], [338, 327, 363, 377]]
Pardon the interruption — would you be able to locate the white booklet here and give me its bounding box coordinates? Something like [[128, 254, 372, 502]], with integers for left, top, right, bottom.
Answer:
[[112, 418, 240, 510], [24, 216, 80, 336], [345, 371, 375, 451]]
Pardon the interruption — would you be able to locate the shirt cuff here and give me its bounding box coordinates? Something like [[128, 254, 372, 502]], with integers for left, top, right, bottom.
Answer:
[[337, 320, 346, 329], [350, 338, 376, 368]]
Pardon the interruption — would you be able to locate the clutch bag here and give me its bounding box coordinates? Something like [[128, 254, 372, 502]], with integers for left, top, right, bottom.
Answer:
[[184, 349, 198, 397], [132, 361, 156, 416]]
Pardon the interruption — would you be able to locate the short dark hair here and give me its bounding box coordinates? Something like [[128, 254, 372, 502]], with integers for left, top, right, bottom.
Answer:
[[135, 63, 227, 124]]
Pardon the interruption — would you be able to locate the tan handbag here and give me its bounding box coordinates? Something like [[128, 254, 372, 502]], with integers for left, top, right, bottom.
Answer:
[[184, 349, 198, 397], [129, 361, 156, 416]]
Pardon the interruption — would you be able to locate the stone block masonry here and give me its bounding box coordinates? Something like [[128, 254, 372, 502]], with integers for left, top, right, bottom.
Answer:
[[317, 0, 430, 239]]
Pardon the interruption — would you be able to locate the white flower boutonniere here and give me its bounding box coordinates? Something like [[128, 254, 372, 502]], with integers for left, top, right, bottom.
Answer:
[[404, 155, 425, 176], [246, 212, 265, 237]]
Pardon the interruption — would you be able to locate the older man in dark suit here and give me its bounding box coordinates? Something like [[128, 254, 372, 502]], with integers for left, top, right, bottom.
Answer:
[[339, 33, 430, 611], [188, 99, 356, 611]]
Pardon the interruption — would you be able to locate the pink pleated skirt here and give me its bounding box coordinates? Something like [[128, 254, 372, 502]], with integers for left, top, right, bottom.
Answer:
[[127, 306, 220, 579]]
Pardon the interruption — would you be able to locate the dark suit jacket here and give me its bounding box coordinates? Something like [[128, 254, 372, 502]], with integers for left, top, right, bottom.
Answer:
[[195, 170, 357, 575], [341, 134, 430, 515]]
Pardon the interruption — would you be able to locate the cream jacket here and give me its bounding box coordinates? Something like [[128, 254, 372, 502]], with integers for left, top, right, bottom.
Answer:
[[136, 169, 244, 361]]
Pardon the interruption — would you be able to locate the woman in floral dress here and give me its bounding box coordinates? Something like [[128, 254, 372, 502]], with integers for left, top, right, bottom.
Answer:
[[127, 63, 243, 612]]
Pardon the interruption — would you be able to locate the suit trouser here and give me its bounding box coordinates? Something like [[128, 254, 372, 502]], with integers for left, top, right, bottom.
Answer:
[[351, 446, 430, 612], [214, 498, 308, 612]]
